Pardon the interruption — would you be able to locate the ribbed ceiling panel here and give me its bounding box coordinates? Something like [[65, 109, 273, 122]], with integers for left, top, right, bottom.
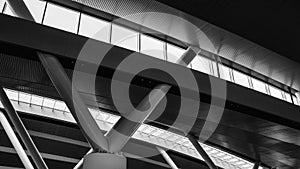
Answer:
[[73, 0, 300, 91]]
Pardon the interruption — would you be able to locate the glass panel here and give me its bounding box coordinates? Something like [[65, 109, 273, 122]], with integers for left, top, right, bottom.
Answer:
[[19, 93, 31, 103], [3, 3, 15, 17], [0, 0, 5, 13], [54, 101, 66, 111], [5, 89, 18, 100], [269, 85, 284, 100], [31, 95, 43, 105], [141, 35, 165, 60], [78, 14, 110, 43], [232, 70, 250, 88], [42, 98, 55, 108], [219, 64, 231, 81], [43, 3, 80, 33], [292, 95, 299, 105], [111, 24, 138, 51], [211, 61, 218, 77], [252, 78, 267, 94], [23, 0, 46, 23], [284, 92, 292, 103], [191, 55, 212, 75], [166, 43, 186, 63]]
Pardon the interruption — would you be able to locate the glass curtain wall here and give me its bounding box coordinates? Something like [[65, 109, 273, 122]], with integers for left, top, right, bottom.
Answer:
[[0, 0, 298, 105]]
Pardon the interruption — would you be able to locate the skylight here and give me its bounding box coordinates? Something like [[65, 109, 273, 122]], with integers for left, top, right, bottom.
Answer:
[[2, 88, 257, 169]]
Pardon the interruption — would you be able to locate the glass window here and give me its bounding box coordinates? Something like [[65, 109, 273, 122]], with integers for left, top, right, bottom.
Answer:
[[141, 34, 165, 60], [43, 3, 80, 33], [211, 61, 218, 77], [54, 101, 66, 111], [3, 3, 15, 17], [166, 44, 186, 63], [292, 95, 299, 105], [0, 0, 5, 13], [31, 95, 43, 105], [269, 85, 284, 100], [79, 14, 110, 43], [252, 78, 267, 94], [23, 0, 46, 23], [219, 64, 232, 81], [111, 24, 138, 51], [232, 70, 250, 88], [42, 98, 55, 108], [5, 89, 18, 100], [191, 55, 212, 75], [19, 93, 31, 103], [284, 92, 292, 103]]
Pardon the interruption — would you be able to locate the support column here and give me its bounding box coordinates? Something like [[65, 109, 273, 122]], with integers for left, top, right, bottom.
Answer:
[[187, 134, 218, 169], [0, 87, 48, 169], [38, 52, 108, 151], [157, 147, 179, 169], [0, 111, 34, 169]]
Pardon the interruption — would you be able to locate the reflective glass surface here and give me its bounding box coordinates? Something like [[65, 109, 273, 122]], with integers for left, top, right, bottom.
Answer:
[[219, 64, 232, 81], [23, 0, 46, 23], [191, 55, 212, 75], [284, 92, 292, 103], [233, 70, 250, 88], [3, 3, 15, 17], [43, 3, 80, 33], [0, 0, 5, 12], [252, 78, 267, 94], [111, 24, 138, 51], [141, 34, 165, 60], [79, 14, 110, 42], [269, 85, 283, 100], [166, 43, 186, 63]]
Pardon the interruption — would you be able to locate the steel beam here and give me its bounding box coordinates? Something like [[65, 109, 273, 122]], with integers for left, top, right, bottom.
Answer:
[[156, 147, 179, 169], [252, 162, 261, 169], [6, 0, 34, 21], [0, 111, 34, 169], [105, 47, 197, 153], [187, 134, 218, 169], [74, 148, 92, 169], [37, 52, 108, 151], [0, 87, 48, 169], [106, 84, 171, 152]]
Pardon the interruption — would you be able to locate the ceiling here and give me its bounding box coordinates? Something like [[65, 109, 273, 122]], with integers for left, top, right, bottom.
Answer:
[[70, 0, 300, 94]]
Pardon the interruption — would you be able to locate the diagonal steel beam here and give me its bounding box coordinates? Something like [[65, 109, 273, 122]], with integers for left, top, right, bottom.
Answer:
[[0, 110, 34, 169], [0, 87, 48, 169], [38, 52, 109, 151], [187, 134, 218, 169], [6, 0, 34, 21], [7, 0, 108, 153], [106, 47, 198, 153], [156, 147, 179, 169], [74, 46, 198, 168]]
